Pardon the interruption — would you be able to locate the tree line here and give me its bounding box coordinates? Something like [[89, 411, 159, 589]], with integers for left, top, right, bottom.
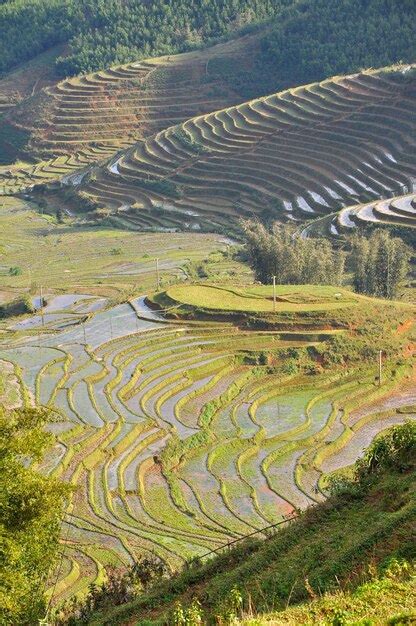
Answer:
[[349, 230, 411, 299], [2, 0, 415, 82], [258, 0, 416, 93], [241, 220, 411, 299], [0, 0, 279, 76]]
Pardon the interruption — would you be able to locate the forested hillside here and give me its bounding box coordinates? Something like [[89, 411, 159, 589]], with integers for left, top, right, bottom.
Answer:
[[257, 0, 416, 94], [2, 0, 416, 85], [0, 0, 279, 76]]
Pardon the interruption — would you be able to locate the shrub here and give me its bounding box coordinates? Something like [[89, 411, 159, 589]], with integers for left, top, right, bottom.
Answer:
[[356, 421, 416, 479], [8, 266, 22, 276], [55, 557, 168, 624], [0, 295, 33, 318], [329, 422, 416, 497], [137, 178, 181, 198]]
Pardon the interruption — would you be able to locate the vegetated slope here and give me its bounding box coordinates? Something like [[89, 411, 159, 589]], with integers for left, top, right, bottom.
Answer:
[[257, 0, 416, 96], [68, 424, 416, 626], [0, 44, 68, 117], [60, 65, 416, 233], [0, 0, 279, 77], [2, 0, 415, 89], [0, 33, 263, 174], [0, 285, 414, 602]]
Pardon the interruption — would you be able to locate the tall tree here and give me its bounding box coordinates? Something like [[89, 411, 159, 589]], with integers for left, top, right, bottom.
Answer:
[[0, 405, 71, 625], [350, 230, 410, 299], [241, 219, 345, 286]]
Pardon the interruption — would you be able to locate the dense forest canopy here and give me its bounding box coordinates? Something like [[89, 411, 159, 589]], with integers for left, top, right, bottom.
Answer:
[[1, 0, 415, 82], [259, 0, 416, 91], [0, 0, 280, 76]]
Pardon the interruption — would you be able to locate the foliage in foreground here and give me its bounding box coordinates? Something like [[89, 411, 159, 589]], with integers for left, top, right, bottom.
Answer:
[[58, 422, 416, 626], [236, 559, 415, 626], [0, 406, 70, 626]]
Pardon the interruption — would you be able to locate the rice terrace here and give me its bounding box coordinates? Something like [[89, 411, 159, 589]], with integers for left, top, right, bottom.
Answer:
[[0, 1, 416, 625]]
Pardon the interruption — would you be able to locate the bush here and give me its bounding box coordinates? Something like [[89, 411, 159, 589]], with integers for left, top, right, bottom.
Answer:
[[0, 295, 34, 318], [356, 421, 416, 479], [55, 556, 168, 624], [137, 178, 181, 199], [8, 266, 22, 276], [328, 422, 416, 498]]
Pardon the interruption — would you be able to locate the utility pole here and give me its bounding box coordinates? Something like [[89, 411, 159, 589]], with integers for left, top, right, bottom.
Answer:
[[156, 257, 160, 291], [378, 350, 383, 387], [272, 275, 276, 313], [83, 322, 87, 344], [39, 285, 45, 327]]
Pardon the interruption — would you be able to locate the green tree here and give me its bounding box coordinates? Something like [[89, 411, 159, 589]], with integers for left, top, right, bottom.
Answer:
[[241, 219, 345, 286], [350, 231, 410, 299], [0, 405, 71, 626]]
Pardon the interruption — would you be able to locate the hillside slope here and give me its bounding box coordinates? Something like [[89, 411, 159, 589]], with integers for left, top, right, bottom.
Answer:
[[59, 423, 416, 625], [59, 65, 416, 233], [0, 34, 265, 167]]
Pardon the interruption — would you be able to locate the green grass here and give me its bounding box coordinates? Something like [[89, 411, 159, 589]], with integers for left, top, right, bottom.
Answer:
[[162, 284, 362, 313], [237, 563, 416, 625]]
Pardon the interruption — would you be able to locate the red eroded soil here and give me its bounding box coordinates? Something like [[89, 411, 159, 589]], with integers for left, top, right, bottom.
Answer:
[[396, 318, 414, 335]]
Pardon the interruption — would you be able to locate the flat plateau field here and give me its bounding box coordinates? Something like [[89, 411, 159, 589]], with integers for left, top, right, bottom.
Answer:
[[160, 284, 360, 312]]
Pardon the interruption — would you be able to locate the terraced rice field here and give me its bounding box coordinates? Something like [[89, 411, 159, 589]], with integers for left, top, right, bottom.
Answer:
[[63, 65, 416, 231], [0, 36, 261, 194], [1, 291, 414, 602], [302, 190, 416, 237]]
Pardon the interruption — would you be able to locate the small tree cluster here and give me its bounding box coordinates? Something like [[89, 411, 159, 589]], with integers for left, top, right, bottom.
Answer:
[[55, 555, 168, 625], [349, 230, 410, 299], [241, 220, 345, 285]]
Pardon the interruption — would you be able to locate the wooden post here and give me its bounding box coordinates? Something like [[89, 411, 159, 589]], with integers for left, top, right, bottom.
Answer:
[[273, 275, 276, 312], [378, 350, 382, 386], [40, 285, 45, 327], [156, 258, 160, 291]]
